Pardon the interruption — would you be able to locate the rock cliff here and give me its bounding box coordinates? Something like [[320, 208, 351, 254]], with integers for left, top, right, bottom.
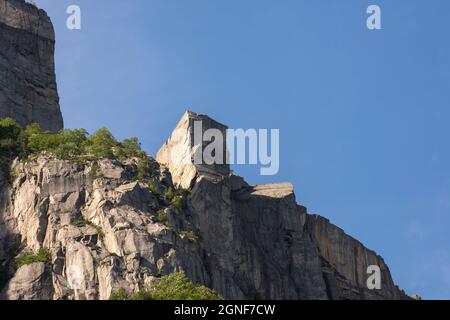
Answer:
[[0, 1, 409, 300], [0, 0, 63, 132], [0, 112, 408, 300]]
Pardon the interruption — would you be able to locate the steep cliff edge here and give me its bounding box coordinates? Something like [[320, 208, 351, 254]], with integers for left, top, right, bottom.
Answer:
[[0, 2, 408, 300], [0, 112, 408, 300], [0, 0, 63, 132]]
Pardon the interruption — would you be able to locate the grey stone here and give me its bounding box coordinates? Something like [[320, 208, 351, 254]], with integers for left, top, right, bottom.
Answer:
[[0, 0, 63, 132], [0, 119, 410, 300], [156, 111, 229, 189], [1, 262, 53, 300], [0, 2, 411, 300]]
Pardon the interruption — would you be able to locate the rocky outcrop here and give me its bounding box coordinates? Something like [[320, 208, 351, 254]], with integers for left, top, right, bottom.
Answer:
[[2, 262, 53, 300], [0, 0, 63, 132], [0, 112, 408, 300], [306, 215, 404, 299], [0, 2, 408, 300], [157, 112, 324, 298], [0, 156, 210, 300], [157, 111, 229, 189], [157, 113, 407, 299]]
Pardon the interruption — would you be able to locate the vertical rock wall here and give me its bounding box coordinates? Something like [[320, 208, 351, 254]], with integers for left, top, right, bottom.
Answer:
[[0, 0, 63, 132]]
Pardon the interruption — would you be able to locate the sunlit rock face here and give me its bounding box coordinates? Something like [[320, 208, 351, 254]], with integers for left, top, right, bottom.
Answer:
[[0, 131, 408, 300], [0, 0, 63, 132], [156, 111, 230, 190], [0, 2, 409, 301], [156, 113, 408, 300]]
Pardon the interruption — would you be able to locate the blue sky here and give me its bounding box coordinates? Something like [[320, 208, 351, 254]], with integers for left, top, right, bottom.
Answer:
[[35, 0, 450, 299]]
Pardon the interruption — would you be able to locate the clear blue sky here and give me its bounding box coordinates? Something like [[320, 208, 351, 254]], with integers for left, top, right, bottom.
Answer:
[[36, 0, 450, 299]]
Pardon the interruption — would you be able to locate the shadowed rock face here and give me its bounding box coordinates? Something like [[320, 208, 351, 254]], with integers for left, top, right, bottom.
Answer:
[[0, 112, 409, 300], [0, 0, 63, 132], [156, 112, 408, 300], [0, 3, 409, 300], [2, 262, 53, 300]]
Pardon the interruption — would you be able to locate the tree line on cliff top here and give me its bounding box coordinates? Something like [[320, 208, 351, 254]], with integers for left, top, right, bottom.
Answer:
[[0, 117, 148, 180]]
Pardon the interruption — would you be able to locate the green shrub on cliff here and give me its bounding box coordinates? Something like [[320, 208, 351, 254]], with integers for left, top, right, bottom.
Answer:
[[164, 187, 175, 200], [170, 196, 183, 210], [15, 248, 52, 269], [109, 288, 129, 300], [27, 126, 146, 161], [156, 209, 168, 224], [27, 127, 89, 159], [0, 119, 149, 179], [110, 273, 222, 300], [118, 138, 147, 159], [0, 118, 28, 179]]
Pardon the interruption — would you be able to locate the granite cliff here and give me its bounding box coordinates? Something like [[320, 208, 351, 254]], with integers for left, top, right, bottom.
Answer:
[[0, 0, 408, 300], [0, 0, 63, 132], [0, 111, 408, 300]]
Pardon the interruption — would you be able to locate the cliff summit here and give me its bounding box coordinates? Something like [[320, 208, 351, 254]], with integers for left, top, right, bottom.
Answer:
[[0, 1, 409, 300], [0, 0, 63, 132]]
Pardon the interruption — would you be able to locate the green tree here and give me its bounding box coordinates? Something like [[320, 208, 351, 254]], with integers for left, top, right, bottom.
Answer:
[[84, 128, 118, 159], [16, 248, 52, 269], [118, 137, 146, 159], [170, 196, 183, 210], [0, 118, 27, 178], [0, 119, 150, 181], [110, 273, 222, 300]]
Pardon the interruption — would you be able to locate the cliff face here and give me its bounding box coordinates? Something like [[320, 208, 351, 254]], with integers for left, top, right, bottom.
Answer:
[[0, 156, 209, 300], [0, 0, 63, 132], [0, 3, 408, 300], [157, 112, 407, 300], [0, 112, 407, 300]]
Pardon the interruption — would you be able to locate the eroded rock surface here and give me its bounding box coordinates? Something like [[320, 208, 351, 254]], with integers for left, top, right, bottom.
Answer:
[[0, 2, 409, 300], [0, 156, 211, 300], [1, 262, 53, 300], [0, 0, 63, 132], [156, 111, 229, 189], [0, 112, 408, 300]]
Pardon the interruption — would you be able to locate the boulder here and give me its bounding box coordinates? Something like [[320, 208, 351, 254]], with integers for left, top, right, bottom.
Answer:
[[1, 262, 53, 300]]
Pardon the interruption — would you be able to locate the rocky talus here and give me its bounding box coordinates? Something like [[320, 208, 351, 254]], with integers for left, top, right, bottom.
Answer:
[[0, 112, 408, 300], [0, 0, 63, 132]]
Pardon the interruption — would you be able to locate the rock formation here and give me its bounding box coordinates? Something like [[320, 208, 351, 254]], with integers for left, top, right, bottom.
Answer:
[[0, 111, 408, 300], [157, 111, 407, 300], [156, 112, 229, 190], [0, 1, 409, 300], [0, 0, 63, 132]]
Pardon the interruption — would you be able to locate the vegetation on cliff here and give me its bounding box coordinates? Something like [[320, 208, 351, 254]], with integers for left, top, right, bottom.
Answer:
[[0, 118, 147, 180], [110, 273, 222, 300], [15, 249, 52, 269]]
